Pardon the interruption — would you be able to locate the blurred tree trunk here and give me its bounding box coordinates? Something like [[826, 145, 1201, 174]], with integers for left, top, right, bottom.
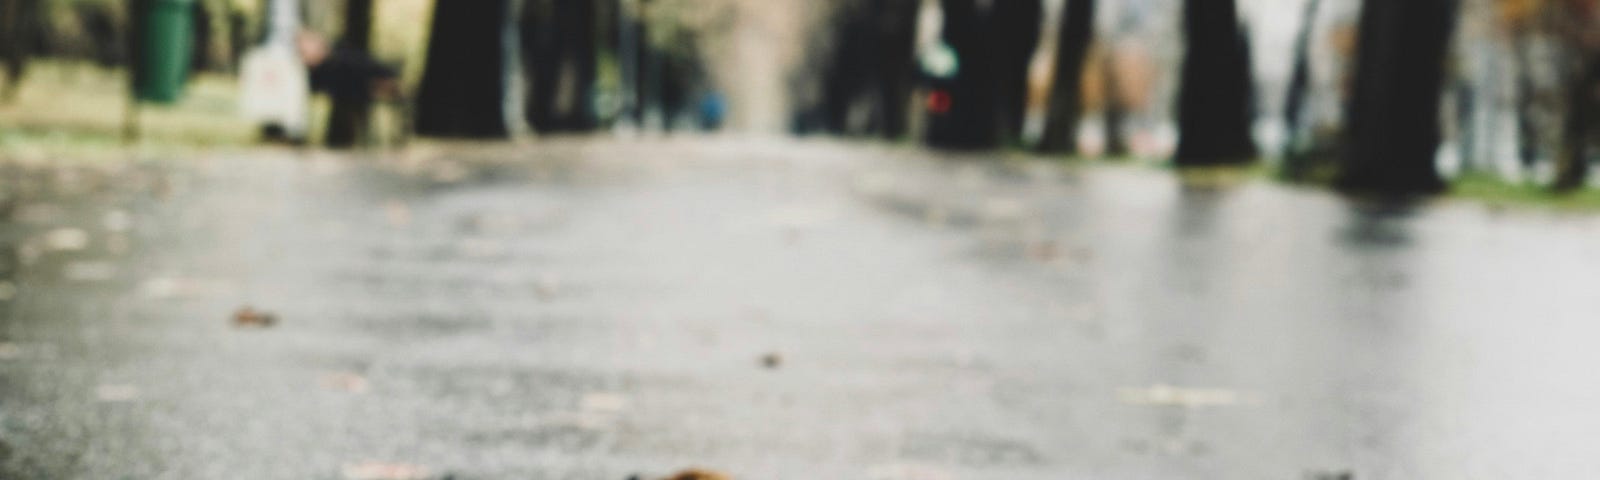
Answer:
[[1553, 53, 1597, 191], [325, 0, 373, 148], [991, 0, 1041, 145], [1454, 80, 1477, 173], [524, 0, 559, 131], [819, 0, 919, 138], [523, 0, 598, 132], [1038, 0, 1096, 154], [0, 0, 41, 101], [1512, 33, 1539, 173], [1337, 0, 1458, 194], [877, 0, 920, 140], [1102, 52, 1129, 157], [415, 0, 513, 138], [820, 6, 873, 134], [1551, 0, 1597, 192], [560, 0, 598, 131], [1174, 0, 1256, 166], [1280, 0, 1320, 178], [190, 1, 214, 73], [228, 5, 248, 71], [927, 0, 998, 149]]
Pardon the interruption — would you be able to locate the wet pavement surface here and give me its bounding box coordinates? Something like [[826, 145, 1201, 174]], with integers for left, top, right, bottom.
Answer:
[[2, 138, 1599, 479]]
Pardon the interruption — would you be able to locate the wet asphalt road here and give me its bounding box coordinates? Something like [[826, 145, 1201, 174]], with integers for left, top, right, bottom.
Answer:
[[2, 138, 1599, 479]]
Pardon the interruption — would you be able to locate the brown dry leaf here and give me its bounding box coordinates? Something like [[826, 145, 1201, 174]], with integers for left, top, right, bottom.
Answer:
[[232, 306, 278, 328], [663, 469, 732, 480]]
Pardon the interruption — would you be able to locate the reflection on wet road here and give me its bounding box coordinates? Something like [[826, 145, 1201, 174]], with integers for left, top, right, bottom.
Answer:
[[2, 138, 1599, 479]]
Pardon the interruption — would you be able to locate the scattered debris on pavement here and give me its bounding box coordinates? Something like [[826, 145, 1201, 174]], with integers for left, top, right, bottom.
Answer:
[[663, 469, 732, 480], [760, 352, 783, 369], [1305, 470, 1354, 480], [232, 306, 278, 328]]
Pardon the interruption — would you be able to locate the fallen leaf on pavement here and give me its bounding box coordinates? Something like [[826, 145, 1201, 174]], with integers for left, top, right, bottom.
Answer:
[[232, 306, 278, 328], [342, 461, 430, 480], [760, 352, 783, 369], [1305, 470, 1354, 480], [663, 469, 732, 480]]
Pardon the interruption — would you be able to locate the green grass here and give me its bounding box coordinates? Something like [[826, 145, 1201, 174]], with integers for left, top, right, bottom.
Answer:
[[0, 60, 258, 161], [1449, 173, 1600, 212]]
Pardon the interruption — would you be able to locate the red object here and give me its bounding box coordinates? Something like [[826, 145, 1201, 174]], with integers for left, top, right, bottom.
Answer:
[[927, 90, 953, 114]]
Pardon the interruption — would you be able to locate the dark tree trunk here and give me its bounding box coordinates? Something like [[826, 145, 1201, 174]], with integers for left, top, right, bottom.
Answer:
[[820, 5, 873, 134], [523, 0, 558, 131], [415, 0, 512, 138], [325, 0, 373, 148], [1454, 81, 1476, 173], [1174, 0, 1256, 166], [1037, 0, 1096, 154], [1, 0, 41, 101], [927, 0, 998, 149], [1552, 54, 1597, 192], [1102, 52, 1129, 157], [190, 1, 214, 73], [1280, 0, 1323, 179], [990, 0, 1042, 145], [522, 0, 598, 132], [877, 0, 920, 139], [1512, 34, 1539, 173], [560, 0, 598, 131], [818, 0, 919, 138], [227, 7, 248, 71], [1337, 0, 1458, 194], [1281, 0, 1320, 167]]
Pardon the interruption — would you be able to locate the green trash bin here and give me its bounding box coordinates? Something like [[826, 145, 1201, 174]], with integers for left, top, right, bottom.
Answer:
[[136, 0, 196, 104]]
